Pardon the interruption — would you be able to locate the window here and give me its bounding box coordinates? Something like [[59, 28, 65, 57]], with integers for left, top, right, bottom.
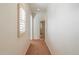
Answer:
[[17, 4, 26, 37], [19, 7, 26, 33]]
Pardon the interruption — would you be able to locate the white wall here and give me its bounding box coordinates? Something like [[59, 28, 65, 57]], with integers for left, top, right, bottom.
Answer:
[[33, 12, 41, 39], [30, 15, 32, 40], [33, 12, 46, 39], [46, 3, 79, 54], [0, 3, 31, 55]]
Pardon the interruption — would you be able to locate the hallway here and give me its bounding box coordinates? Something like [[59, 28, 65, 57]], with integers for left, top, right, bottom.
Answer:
[[0, 3, 79, 55], [26, 40, 51, 55]]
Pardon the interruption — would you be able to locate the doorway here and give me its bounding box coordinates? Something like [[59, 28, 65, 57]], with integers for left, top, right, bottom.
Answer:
[[40, 21, 45, 40]]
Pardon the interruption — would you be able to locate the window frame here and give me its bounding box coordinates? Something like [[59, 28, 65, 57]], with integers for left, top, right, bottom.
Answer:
[[17, 3, 26, 38]]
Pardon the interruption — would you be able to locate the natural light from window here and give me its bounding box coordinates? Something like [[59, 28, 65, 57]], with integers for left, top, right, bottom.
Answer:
[[19, 7, 26, 33]]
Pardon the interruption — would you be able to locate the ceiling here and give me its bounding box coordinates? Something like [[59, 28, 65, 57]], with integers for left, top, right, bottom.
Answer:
[[28, 3, 48, 14]]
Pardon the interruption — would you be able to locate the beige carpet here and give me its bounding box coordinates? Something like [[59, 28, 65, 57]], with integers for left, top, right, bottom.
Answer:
[[26, 40, 51, 55]]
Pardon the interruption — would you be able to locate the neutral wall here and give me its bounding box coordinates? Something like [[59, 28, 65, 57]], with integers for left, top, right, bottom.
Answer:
[[33, 12, 46, 39], [30, 15, 32, 40], [45, 3, 79, 54], [0, 3, 31, 54], [33, 12, 41, 39]]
